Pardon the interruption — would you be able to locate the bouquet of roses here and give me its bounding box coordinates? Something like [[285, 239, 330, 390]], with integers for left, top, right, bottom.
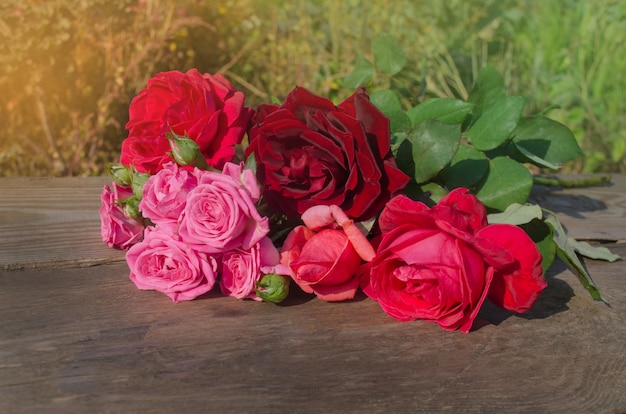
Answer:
[[100, 49, 617, 333]]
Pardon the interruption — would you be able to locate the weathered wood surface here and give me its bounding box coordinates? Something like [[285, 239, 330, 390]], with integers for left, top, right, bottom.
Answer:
[[0, 176, 125, 270], [529, 173, 626, 241], [1, 176, 625, 413]]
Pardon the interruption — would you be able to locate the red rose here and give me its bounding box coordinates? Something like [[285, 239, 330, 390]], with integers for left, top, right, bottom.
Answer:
[[360, 188, 546, 333], [246, 86, 409, 222], [121, 69, 251, 174]]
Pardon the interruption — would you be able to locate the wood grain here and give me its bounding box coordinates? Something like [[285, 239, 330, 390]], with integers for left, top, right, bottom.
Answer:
[[530, 173, 626, 241], [0, 177, 125, 270], [0, 176, 625, 413], [1, 246, 625, 413]]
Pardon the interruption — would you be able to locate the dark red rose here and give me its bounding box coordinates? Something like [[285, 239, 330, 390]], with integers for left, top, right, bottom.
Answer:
[[246, 87, 409, 222], [120, 69, 251, 174]]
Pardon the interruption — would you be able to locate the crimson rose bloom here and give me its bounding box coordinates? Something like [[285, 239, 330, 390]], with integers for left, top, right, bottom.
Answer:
[[360, 189, 546, 333], [121, 69, 251, 174], [246, 87, 409, 222]]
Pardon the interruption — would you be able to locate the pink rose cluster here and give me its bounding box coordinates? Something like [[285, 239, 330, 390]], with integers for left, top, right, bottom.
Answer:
[[100, 162, 288, 302]]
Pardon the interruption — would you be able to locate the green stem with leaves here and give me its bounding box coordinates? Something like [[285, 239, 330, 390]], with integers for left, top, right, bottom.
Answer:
[[533, 175, 611, 188]]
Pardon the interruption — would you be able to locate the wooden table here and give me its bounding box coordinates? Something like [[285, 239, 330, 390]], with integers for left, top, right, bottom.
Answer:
[[1, 175, 625, 413]]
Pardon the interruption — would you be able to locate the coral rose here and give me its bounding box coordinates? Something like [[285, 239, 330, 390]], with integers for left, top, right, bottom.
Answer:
[[281, 205, 375, 301]]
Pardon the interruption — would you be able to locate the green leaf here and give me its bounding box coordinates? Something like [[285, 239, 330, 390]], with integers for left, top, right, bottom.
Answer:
[[439, 144, 489, 190], [520, 218, 556, 276], [512, 116, 584, 167], [405, 120, 461, 183], [467, 66, 506, 119], [544, 213, 608, 303], [370, 89, 411, 133], [406, 98, 474, 126], [467, 96, 527, 151], [394, 138, 415, 180], [567, 238, 621, 262], [512, 144, 562, 170], [475, 156, 533, 211], [245, 152, 257, 175], [487, 203, 542, 225], [342, 54, 376, 88], [371, 33, 407, 76], [420, 182, 448, 203]]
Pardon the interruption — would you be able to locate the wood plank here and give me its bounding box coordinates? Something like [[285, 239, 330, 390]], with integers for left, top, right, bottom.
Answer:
[[0, 177, 125, 270], [530, 173, 626, 241], [1, 244, 625, 413]]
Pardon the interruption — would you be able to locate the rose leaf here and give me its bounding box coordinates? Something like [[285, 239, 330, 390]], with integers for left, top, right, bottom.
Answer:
[[370, 89, 411, 133], [439, 144, 489, 190], [567, 238, 621, 262], [467, 66, 507, 120], [544, 213, 608, 304], [406, 98, 474, 126], [371, 33, 407, 76], [467, 95, 527, 151], [406, 120, 461, 184], [512, 116, 584, 166], [487, 203, 543, 225], [343, 54, 376, 88], [475, 156, 532, 211]]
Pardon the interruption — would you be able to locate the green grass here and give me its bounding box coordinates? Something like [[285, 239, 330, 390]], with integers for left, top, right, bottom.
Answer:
[[0, 0, 624, 176]]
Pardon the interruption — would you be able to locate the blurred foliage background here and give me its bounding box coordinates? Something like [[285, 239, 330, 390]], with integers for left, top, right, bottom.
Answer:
[[1, 0, 624, 176]]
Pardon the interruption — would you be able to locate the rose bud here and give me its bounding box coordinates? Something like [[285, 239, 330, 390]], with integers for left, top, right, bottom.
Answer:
[[255, 273, 291, 303], [131, 171, 150, 199], [168, 131, 210, 170], [107, 163, 132, 187]]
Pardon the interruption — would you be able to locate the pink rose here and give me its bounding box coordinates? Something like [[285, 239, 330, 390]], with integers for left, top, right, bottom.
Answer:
[[281, 205, 375, 301], [127, 227, 218, 302], [139, 162, 198, 231], [220, 236, 289, 300], [360, 189, 546, 332], [177, 162, 269, 254], [120, 69, 252, 174], [99, 182, 144, 249]]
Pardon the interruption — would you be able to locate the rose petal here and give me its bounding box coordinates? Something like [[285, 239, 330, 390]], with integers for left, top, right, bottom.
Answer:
[[477, 224, 546, 313]]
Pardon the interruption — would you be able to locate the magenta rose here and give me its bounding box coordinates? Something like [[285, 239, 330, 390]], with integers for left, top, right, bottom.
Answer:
[[139, 162, 197, 231], [220, 236, 289, 300], [360, 188, 546, 333], [120, 69, 251, 174], [127, 227, 218, 302], [246, 86, 410, 222], [177, 162, 269, 254], [281, 205, 376, 301], [100, 182, 144, 249]]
